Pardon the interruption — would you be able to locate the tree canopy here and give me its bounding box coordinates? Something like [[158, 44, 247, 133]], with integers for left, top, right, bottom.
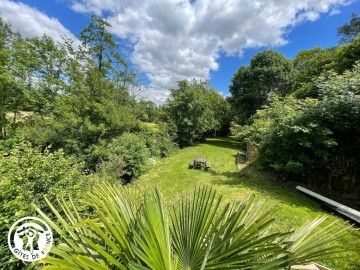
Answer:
[[165, 79, 230, 146], [338, 13, 360, 44], [229, 50, 293, 121]]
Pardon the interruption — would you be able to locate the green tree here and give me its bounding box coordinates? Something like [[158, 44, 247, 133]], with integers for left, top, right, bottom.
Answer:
[[332, 36, 360, 74], [25, 35, 67, 117], [135, 100, 160, 122], [233, 64, 360, 201], [19, 15, 139, 166], [78, 15, 133, 102], [229, 50, 293, 121], [79, 15, 124, 73], [292, 47, 335, 96], [165, 80, 229, 146], [338, 13, 360, 44], [0, 18, 28, 138]]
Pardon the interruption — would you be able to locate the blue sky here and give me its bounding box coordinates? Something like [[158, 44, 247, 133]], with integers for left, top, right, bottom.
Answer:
[[0, 0, 359, 103]]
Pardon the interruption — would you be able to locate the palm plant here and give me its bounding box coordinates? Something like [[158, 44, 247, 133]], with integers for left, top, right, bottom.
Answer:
[[33, 184, 349, 270]]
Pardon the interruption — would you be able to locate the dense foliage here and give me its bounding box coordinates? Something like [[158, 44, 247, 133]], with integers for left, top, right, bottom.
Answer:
[[164, 80, 230, 147], [0, 9, 359, 270], [229, 50, 293, 121], [231, 40, 360, 206], [98, 133, 151, 183], [0, 140, 91, 269], [0, 15, 182, 268]]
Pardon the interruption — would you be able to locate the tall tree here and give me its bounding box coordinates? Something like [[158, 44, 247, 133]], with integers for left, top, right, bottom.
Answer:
[[20, 15, 139, 159], [79, 15, 122, 73], [0, 18, 27, 138], [338, 13, 360, 44], [165, 79, 229, 146], [78, 15, 138, 101], [24, 35, 67, 117], [229, 50, 293, 121], [292, 47, 335, 98]]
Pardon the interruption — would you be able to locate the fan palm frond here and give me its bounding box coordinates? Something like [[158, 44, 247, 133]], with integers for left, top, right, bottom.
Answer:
[[33, 184, 351, 270]]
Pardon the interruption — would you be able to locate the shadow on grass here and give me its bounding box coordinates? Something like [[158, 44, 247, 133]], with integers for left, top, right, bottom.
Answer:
[[210, 163, 323, 210], [201, 137, 240, 151]]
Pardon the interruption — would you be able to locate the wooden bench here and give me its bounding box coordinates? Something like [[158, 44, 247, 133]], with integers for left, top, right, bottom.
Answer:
[[189, 157, 211, 171], [205, 160, 211, 171], [189, 160, 195, 168]]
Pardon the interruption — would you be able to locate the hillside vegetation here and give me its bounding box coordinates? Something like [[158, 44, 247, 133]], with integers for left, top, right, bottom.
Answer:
[[137, 137, 360, 270]]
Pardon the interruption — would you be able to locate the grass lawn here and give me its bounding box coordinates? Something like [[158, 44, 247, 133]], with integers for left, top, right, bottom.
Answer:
[[136, 137, 360, 269]]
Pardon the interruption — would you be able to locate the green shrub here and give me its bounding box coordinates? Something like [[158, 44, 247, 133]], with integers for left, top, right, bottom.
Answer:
[[94, 130, 176, 183], [138, 130, 177, 158], [100, 133, 151, 183], [97, 155, 125, 184], [0, 141, 91, 269], [231, 66, 360, 200]]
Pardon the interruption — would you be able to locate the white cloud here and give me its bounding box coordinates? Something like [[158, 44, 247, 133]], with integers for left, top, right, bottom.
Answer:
[[69, 0, 351, 102], [5, 0, 352, 103], [141, 87, 171, 105], [0, 0, 76, 43]]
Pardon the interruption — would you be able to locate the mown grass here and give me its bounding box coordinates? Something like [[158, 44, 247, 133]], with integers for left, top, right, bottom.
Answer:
[[135, 137, 360, 269]]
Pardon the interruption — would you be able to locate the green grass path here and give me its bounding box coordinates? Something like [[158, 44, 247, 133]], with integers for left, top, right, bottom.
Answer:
[[136, 137, 360, 269]]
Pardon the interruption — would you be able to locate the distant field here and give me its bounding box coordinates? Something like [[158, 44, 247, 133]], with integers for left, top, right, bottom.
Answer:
[[136, 137, 360, 270], [6, 111, 33, 123]]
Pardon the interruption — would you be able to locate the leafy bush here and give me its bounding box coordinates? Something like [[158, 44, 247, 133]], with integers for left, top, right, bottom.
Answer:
[[99, 133, 151, 183], [231, 66, 360, 201], [93, 129, 176, 183], [0, 141, 91, 269], [138, 130, 177, 158], [231, 94, 307, 147], [34, 184, 351, 269], [259, 67, 360, 177]]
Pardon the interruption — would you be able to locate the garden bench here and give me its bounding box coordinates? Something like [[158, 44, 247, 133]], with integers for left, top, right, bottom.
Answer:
[[189, 156, 210, 171], [189, 160, 195, 168], [205, 160, 211, 171]]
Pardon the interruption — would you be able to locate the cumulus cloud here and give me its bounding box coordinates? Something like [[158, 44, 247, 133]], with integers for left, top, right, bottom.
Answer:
[[4, 0, 352, 103], [69, 0, 351, 103], [141, 87, 171, 105], [0, 0, 76, 43]]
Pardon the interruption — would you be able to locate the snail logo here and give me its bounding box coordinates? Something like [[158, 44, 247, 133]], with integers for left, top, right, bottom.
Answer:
[[8, 217, 53, 262]]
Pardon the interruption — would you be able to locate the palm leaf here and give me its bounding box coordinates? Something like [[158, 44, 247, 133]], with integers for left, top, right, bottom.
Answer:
[[33, 183, 351, 270], [171, 186, 290, 269]]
